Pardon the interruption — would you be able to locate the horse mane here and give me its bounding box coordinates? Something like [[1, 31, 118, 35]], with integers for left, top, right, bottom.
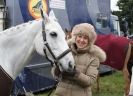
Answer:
[[0, 19, 39, 36]]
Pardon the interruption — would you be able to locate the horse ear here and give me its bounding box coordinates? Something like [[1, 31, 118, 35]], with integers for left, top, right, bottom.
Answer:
[[49, 10, 57, 21], [65, 28, 68, 33], [40, 9, 50, 24]]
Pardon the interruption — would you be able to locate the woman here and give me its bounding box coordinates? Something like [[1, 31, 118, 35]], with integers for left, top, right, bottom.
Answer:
[[52, 23, 106, 96]]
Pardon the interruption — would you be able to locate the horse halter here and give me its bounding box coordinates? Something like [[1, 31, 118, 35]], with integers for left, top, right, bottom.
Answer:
[[40, 10, 71, 67]]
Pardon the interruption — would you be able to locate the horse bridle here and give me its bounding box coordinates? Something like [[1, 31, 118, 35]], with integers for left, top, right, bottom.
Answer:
[[40, 9, 71, 67]]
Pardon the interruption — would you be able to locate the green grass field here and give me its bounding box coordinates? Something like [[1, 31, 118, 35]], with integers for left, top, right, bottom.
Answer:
[[92, 71, 124, 96], [34, 71, 124, 96]]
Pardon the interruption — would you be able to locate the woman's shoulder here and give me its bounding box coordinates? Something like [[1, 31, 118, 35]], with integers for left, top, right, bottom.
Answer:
[[89, 45, 106, 62]]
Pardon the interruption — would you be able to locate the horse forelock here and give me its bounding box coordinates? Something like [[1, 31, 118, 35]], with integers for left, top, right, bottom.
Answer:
[[46, 18, 65, 37]]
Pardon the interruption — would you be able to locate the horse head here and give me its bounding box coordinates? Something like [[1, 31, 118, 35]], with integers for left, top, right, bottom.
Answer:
[[35, 10, 75, 72]]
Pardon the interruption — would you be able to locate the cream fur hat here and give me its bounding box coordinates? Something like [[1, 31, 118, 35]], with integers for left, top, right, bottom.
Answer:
[[68, 23, 106, 62], [72, 23, 97, 45]]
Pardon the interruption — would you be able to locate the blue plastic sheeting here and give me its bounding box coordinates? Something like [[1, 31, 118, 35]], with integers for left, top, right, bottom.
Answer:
[[11, 65, 57, 95], [99, 64, 115, 76], [11, 51, 57, 95]]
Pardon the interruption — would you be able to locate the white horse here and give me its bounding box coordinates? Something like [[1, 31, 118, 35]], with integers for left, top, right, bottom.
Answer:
[[0, 10, 75, 96]]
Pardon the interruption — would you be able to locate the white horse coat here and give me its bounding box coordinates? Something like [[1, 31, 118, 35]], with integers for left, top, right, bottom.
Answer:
[[0, 11, 75, 96]]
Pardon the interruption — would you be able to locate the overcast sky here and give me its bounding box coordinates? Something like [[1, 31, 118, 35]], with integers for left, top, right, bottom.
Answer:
[[111, 0, 119, 11]]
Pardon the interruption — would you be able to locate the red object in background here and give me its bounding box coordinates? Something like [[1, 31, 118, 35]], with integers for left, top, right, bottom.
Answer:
[[95, 34, 130, 70]]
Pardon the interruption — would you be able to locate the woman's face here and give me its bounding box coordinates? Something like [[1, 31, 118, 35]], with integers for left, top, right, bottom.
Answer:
[[75, 35, 89, 49]]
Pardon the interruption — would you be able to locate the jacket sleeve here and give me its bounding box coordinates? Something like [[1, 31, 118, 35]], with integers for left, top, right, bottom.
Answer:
[[73, 57, 100, 87]]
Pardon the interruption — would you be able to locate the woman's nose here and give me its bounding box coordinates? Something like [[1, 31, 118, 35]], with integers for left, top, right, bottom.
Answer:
[[80, 37, 84, 41]]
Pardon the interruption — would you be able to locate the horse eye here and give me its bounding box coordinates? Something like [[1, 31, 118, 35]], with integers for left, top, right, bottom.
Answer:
[[50, 32, 57, 37]]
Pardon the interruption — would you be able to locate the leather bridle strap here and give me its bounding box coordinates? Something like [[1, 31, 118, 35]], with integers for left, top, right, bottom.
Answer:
[[56, 48, 71, 60], [42, 22, 71, 66]]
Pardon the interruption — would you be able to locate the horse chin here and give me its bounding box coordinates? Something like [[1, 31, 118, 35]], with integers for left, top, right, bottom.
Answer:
[[59, 64, 75, 72]]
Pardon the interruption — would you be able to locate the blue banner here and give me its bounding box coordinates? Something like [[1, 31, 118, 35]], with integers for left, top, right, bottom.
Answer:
[[66, 0, 93, 28], [19, 0, 33, 22], [18, 0, 111, 34]]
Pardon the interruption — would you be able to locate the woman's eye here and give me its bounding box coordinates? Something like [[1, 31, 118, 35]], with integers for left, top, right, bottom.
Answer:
[[50, 32, 57, 37], [83, 36, 88, 40], [78, 35, 82, 38]]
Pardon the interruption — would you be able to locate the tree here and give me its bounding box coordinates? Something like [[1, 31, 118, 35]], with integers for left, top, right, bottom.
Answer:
[[116, 0, 133, 34]]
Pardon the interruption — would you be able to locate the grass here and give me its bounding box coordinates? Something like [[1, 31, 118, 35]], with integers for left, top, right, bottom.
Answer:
[[34, 71, 125, 96], [92, 71, 124, 96]]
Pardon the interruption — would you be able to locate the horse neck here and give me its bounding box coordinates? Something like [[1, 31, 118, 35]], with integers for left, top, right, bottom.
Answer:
[[0, 19, 42, 80]]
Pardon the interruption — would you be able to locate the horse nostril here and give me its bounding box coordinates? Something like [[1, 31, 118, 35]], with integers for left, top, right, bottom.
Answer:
[[69, 61, 73, 69]]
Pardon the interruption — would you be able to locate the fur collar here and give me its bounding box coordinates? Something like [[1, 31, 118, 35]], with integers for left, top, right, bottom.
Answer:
[[67, 38, 106, 62]]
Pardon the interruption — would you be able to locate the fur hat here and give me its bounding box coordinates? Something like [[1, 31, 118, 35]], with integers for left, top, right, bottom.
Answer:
[[71, 23, 97, 45], [68, 23, 106, 62]]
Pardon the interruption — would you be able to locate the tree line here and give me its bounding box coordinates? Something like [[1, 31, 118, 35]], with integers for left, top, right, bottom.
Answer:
[[112, 0, 133, 35]]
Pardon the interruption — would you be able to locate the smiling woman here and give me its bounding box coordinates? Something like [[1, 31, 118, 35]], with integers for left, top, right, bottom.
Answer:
[[75, 35, 89, 49], [51, 23, 106, 96]]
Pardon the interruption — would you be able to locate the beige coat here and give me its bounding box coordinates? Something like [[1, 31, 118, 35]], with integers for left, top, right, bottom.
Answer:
[[53, 23, 106, 96], [53, 41, 106, 96]]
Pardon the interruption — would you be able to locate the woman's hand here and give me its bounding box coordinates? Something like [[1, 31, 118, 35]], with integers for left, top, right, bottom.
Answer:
[[62, 68, 80, 77]]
